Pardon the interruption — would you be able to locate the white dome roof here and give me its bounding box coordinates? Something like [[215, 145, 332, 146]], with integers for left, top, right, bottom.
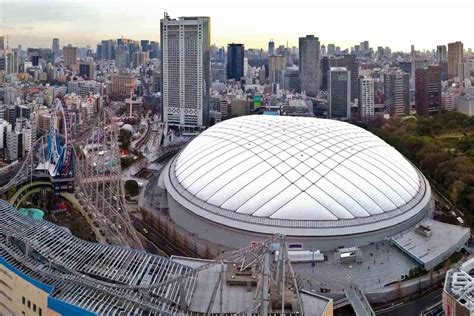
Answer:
[[171, 115, 427, 229], [121, 124, 134, 133]]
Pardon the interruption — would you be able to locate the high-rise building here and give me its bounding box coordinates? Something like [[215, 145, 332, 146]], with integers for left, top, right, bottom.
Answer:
[[132, 51, 148, 68], [0, 119, 12, 156], [436, 45, 447, 63], [101, 40, 114, 60], [52, 38, 60, 58], [415, 65, 441, 116], [140, 40, 150, 52], [63, 45, 77, 67], [333, 55, 359, 102], [299, 35, 320, 97], [268, 39, 275, 56], [448, 41, 463, 79], [161, 14, 211, 127], [268, 55, 286, 84], [321, 44, 326, 56], [359, 76, 374, 121], [149, 41, 160, 59], [327, 44, 336, 56], [226, 43, 244, 81], [384, 69, 410, 116], [6, 49, 19, 74], [362, 41, 369, 53], [328, 67, 350, 119], [0, 36, 4, 50], [320, 56, 331, 91], [457, 62, 472, 82], [111, 74, 133, 94], [79, 61, 95, 79], [96, 44, 102, 60], [115, 47, 130, 69]]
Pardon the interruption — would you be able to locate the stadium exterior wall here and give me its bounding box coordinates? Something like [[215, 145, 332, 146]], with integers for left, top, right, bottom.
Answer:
[[164, 159, 433, 252]]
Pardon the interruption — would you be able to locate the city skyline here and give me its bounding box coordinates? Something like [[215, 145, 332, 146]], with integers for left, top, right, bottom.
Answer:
[[1, 0, 473, 51]]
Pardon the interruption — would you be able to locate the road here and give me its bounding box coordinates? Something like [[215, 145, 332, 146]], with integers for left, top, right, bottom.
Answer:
[[131, 214, 192, 257], [376, 289, 443, 316]]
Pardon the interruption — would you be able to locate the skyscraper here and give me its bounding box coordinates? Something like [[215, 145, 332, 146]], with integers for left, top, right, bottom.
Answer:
[[320, 56, 331, 91], [161, 14, 211, 127], [226, 43, 244, 81], [415, 65, 441, 116], [359, 76, 374, 121], [268, 55, 286, 84], [328, 67, 350, 119], [52, 38, 60, 58], [0, 36, 4, 50], [140, 40, 150, 52], [436, 45, 447, 63], [333, 55, 359, 102], [268, 39, 275, 56], [63, 45, 77, 67], [299, 35, 320, 97], [327, 44, 336, 56], [448, 41, 463, 79], [384, 69, 410, 116], [101, 40, 114, 60]]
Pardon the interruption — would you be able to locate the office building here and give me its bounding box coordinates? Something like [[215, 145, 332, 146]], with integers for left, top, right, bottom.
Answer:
[[226, 43, 244, 81], [279, 68, 300, 92], [0, 119, 12, 155], [359, 76, 374, 121], [268, 39, 275, 56], [328, 67, 350, 119], [52, 38, 60, 58], [299, 35, 320, 97], [0, 36, 4, 50], [6, 128, 22, 161], [101, 39, 114, 60], [132, 51, 148, 68], [140, 39, 150, 52], [443, 258, 474, 315], [327, 44, 336, 56], [320, 56, 331, 91], [384, 69, 410, 116], [268, 55, 286, 84], [415, 65, 442, 116], [149, 41, 160, 59], [448, 41, 463, 79], [458, 62, 472, 82], [111, 74, 133, 94], [115, 47, 130, 69], [63, 45, 77, 67], [79, 61, 95, 79], [437, 45, 447, 63], [332, 55, 359, 101], [6, 50, 19, 74], [161, 14, 211, 127]]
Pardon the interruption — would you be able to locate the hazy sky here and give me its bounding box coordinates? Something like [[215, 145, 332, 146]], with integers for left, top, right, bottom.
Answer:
[[1, 0, 473, 51]]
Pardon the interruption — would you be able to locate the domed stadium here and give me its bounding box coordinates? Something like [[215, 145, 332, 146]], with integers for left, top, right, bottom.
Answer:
[[160, 115, 432, 251]]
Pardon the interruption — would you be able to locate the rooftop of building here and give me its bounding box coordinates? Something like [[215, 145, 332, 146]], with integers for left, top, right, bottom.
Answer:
[[167, 115, 431, 236], [389, 218, 469, 270]]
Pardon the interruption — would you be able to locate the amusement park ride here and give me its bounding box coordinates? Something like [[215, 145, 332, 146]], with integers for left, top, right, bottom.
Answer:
[[0, 98, 142, 249]]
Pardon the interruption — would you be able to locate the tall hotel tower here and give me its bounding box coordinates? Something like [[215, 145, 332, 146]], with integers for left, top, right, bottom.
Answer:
[[161, 14, 211, 128]]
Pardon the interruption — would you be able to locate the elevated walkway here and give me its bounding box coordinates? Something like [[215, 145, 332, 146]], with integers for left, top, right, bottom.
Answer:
[[345, 283, 375, 316]]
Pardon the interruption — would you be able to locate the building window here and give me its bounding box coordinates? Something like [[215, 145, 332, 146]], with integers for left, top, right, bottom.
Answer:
[[33, 303, 36, 312], [39, 308, 42, 316], [27, 300, 31, 308], [22, 296, 25, 305]]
